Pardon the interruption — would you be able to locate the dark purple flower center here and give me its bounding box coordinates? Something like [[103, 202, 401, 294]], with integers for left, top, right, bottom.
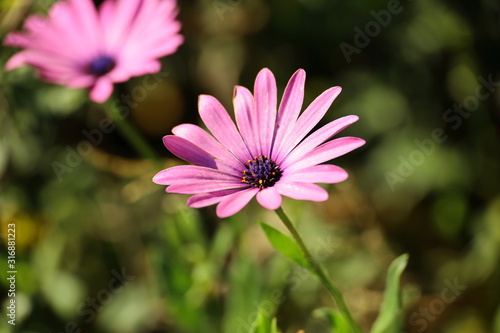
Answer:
[[242, 155, 282, 189], [87, 55, 116, 76]]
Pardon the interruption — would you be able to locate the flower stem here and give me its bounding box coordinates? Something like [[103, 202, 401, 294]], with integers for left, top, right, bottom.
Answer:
[[102, 100, 160, 164], [274, 207, 363, 333]]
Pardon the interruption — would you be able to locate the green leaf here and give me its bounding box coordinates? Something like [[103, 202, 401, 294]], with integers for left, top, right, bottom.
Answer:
[[270, 318, 279, 333], [370, 254, 409, 333], [314, 308, 351, 333], [259, 222, 311, 270], [249, 306, 279, 333]]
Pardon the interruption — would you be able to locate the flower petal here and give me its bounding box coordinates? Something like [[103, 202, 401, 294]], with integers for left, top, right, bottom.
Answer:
[[117, 0, 183, 63], [254, 68, 277, 156], [167, 182, 246, 194], [284, 137, 365, 172], [282, 115, 359, 167], [275, 182, 328, 202], [89, 77, 114, 103], [256, 187, 282, 210], [198, 94, 251, 162], [101, 0, 142, 49], [163, 135, 217, 169], [272, 69, 306, 161], [67, 0, 101, 48], [48, 0, 100, 57], [111, 59, 162, 81], [171, 123, 242, 170], [5, 53, 27, 71], [277, 86, 342, 162], [234, 86, 259, 157], [282, 165, 348, 184], [153, 165, 239, 185], [216, 188, 259, 218], [187, 189, 241, 208]]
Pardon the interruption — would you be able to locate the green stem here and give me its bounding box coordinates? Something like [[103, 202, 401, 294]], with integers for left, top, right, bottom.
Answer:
[[102, 100, 161, 165], [275, 207, 363, 333]]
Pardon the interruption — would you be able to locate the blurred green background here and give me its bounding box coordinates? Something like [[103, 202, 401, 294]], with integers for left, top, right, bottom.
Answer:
[[1, 0, 499, 332]]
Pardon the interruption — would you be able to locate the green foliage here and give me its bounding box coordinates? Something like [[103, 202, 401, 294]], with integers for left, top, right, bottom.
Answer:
[[249, 308, 279, 333], [314, 308, 351, 333], [370, 254, 409, 333], [259, 222, 312, 272]]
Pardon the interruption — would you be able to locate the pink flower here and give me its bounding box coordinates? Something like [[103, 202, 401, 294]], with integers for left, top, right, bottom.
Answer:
[[153, 68, 365, 218], [3, 0, 183, 103]]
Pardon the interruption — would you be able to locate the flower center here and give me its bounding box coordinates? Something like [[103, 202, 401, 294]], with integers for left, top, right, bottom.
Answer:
[[87, 55, 116, 76], [242, 155, 282, 189]]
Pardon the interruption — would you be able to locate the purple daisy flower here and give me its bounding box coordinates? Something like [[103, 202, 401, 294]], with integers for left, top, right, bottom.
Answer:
[[3, 0, 183, 103], [153, 68, 365, 218]]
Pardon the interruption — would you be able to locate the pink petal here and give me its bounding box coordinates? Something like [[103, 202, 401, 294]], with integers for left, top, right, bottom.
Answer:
[[38, 70, 77, 85], [10, 15, 78, 60], [3, 31, 31, 47], [119, 0, 158, 37], [48, 0, 99, 57], [143, 34, 183, 58], [121, 0, 174, 44], [89, 77, 114, 103], [65, 75, 96, 88], [256, 187, 282, 210], [171, 124, 242, 170], [167, 182, 245, 195], [153, 165, 239, 185], [254, 68, 277, 156], [98, 0, 116, 37], [5, 53, 27, 71], [67, 0, 101, 49], [282, 165, 348, 184], [187, 189, 241, 208], [163, 135, 217, 169], [198, 95, 251, 162], [216, 188, 259, 218], [11, 49, 75, 71], [120, 34, 183, 66], [284, 137, 365, 172], [277, 86, 342, 162], [118, 1, 182, 60], [234, 86, 259, 158], [282, 115, 359, 166], [109, 59, 161, 82], [271, 69, 306, 161], [275, 182, 329, 202], [102, 0, 142, 49]]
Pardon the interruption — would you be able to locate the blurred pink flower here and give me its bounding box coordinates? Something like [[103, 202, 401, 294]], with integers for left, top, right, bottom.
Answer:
[[153, 68, 365, 218], [3, 0, 183, 103]]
